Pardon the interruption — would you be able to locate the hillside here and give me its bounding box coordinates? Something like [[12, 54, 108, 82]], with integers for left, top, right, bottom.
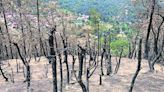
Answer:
[[58, 0, 136, 22], [0, 0, 164, 92], [0, 57, 163, 92]]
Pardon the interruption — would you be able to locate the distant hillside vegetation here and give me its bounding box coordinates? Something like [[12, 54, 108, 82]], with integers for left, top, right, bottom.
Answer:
[[58, 0, 137, 22]]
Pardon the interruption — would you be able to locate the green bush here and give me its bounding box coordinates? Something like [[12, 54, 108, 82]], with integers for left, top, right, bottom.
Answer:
[[110, 39, 129, 57]]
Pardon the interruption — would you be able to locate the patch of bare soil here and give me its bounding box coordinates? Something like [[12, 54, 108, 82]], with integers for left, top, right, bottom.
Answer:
[[0, 57, 163, 92]]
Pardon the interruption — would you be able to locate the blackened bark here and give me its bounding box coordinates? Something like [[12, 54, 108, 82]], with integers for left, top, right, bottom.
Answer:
[[128, 42, 132, 58], [162, 36, 164, 49], [54, 29, 63, 92], [114, 48, 123, 74], [88, 51, 98, 78], [71, 49, 87, 92], [78, 45, 86, 79], [78, 45, 87, 92], [99, 75, 102, 85], [17, 1, 27, 56], [13, 43, 27, 66], [61, 34, 70, 84], [0, 27, 9, 59], [105, 35, 112, 75], [0, 65, 8, 81], [154, 14, 164, 55], [107, 38, 112, 75], [4, 45, 9, 59], [144, 0, 155, 59], [12, 42, 31, 91], [151, 50, 162, 71], [1, 0, 14, 59], [131, 35, 138, 59], [26, 65, 31, 91], [106, 54, 112, 75], [48, 27, 57, 92], [36, 0, 46, 56], [34, 45, 39, 57], [16, 58, 19, 73], [154, 38, 158, 55], [129, 39, 142, 92], [58, 53, 63, 92], [20, 13, 27, 56], [86, 68, 90, 92], [100, 49, 105, 75]]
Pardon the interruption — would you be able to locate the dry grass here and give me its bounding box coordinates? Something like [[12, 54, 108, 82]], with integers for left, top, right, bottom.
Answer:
[[0, 56, 164, 92]]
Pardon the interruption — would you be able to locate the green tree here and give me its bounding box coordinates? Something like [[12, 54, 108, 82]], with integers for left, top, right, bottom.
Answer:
[[88, 8, 101, 26]]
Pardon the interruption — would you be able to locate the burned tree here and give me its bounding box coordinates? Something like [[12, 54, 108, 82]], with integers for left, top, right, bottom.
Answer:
[[17, 0, 27, 56], [0, 26, 9, 59], [106, 34, 112, 75], [114, 47, 123, 74], [54, 27, 63, 92], [129, 39, 142, 92], [0, 0, 14, 59], [144, 0, 155, 59], [12, 42, 31, 92], [36, 0, 46, 56], [60, 34, 70, 84], [100, 41, 106, 76], [77, 45, 87, 92], [48, 27, 57, 92], [0, 64, 8, 81], [0, 33, 8, 81]]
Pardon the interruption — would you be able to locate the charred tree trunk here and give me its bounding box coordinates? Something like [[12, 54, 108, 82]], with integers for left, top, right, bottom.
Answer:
[[16, 57, 19, 73], [0, 64, 8, 81], [54, 28, 63, 92], [0, 27, 9, 59], [34, 45, 39, 57], [153, 38, 158, 55], [86, 68, 90, 92], [78, 45, 85, 79], [1, 0, 14, 59], [48, 27, 57, 92], [4, 45, 9, 59], [36, 0, 46, 56], [12, 42, 31, 92], [150, 50, 162, 71], [100, 48, 105, 76], [99, 75, 102, 85], [150, 14, 164, 71], [61, 34, 70, 84], [106, 53, 112, 75], [154, 14, 164, 55], [106, 34, 112, 75], [58, 53, 63, 92], [144, 0, 155, 59], [100, 35, 108, 76], [17, 0, 27, 56], [26, 65, 31, 92], [130, 35, 138, 59], [129, 39, 142, 92], [20, 12, 27, 56], [71, 46, 87, 92], [114, 48, 123, 74], [78, 45, 87, 92], [128, 42, 132, 58], [162, 36, 164, 50]]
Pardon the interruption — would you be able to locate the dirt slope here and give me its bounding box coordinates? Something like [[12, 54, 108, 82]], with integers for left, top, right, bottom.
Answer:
[[0, 57, 163, 92]]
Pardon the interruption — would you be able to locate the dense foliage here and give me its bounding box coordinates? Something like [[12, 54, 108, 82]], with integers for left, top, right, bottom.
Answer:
[[58, 0, 138, 22]]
